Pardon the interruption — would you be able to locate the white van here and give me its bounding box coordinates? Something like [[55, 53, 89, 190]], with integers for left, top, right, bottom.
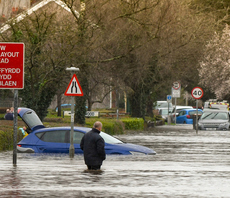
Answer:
[[154, 101, 173, 109]]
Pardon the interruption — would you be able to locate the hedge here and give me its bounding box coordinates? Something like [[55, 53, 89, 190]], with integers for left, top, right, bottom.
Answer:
[[121, 118, 144, 130], [85, 118, 144, 134], [0, 129, 23, 151]]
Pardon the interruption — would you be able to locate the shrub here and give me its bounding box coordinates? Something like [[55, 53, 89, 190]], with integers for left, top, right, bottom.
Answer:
[[0, 129, 23, 151], [85, 118, 124, 135], [43, 117, 63, 122], [121, 118, 144, 130]]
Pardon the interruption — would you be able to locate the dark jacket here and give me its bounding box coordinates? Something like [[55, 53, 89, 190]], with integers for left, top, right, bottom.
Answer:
[[4, 113, 13, 120], [80, 128, 106, 166]]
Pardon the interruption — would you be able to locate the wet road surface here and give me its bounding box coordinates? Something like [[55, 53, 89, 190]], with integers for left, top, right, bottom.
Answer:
[[1, 125, 230, 197]]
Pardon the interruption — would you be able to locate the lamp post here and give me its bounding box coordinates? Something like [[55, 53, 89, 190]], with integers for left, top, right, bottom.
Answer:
[[66, 67, 79, 158]]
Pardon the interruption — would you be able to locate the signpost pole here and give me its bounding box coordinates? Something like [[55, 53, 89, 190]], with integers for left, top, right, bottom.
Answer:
[[69, 94, 75, 158], [65, 67, 82, 159], [69, 69, 77, 159], [167, 95, 172, 125], [172, 81, 181, 125], [13, 89, 18, 166], [0, 43, 25, 165], [175, 98, 177, 125], [191, 87, 204, 135], [168, 102, 169, 125], [196, 99, 198, 134]]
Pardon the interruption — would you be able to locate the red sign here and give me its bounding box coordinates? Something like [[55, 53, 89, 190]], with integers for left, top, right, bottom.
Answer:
[[191, 87, 203, 99], [64, 74, 83, 96], [0, 43, 24, 89], [172, 81, 180, 90]]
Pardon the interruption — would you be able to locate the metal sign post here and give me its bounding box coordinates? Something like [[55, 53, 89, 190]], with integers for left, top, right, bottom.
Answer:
[[191, 87, 204, 134], [167, 95, 172, 125], [172, 82, 181, 125], [0, 43, 24, 166], [175, 98, 177, 125], [65, 67, 83, 159], [69, 95, 75, 158], [13, 90, 18, 166]]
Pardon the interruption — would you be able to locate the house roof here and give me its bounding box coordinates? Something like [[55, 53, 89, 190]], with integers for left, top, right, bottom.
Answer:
[[0, 0, 80, 33]]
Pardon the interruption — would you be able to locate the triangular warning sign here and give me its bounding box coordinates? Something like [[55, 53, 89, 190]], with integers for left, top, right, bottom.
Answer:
[[64, 74, 84, 96]]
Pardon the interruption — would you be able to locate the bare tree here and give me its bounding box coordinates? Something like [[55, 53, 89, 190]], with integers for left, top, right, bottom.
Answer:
[[199, 24, 230, 100]]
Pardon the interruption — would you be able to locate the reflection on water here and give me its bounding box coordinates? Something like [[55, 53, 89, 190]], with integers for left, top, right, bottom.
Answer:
[[1, 125, 230, 197]]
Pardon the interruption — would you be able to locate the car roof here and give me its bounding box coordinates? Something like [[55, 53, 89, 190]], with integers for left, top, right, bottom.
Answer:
[[203, 109, 229, 113], [174, 106, 193, 109], [182, 109, 202, 111], [158, 107, 173, 110], [32, 126, 92, 133]]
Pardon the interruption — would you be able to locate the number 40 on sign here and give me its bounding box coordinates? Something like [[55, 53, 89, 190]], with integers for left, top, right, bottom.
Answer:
[[191, 87, 203, 100]]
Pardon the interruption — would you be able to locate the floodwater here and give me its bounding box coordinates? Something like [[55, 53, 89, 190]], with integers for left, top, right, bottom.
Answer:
[[1, 125, 230, 197]]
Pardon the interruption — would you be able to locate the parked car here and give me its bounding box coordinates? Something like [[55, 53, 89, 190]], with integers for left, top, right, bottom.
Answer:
[[176, 109, 203, 124], [170, 105, 194, 122], [159, 108, 173, 122], [17, 108, 156, 155], [198, 109, 230, 131]]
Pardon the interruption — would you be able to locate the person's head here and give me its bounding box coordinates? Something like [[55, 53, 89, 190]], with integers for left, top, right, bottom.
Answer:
[[6, 109, 10, 113], [93, 121, 102, 131], [10, 107, 14, 113]]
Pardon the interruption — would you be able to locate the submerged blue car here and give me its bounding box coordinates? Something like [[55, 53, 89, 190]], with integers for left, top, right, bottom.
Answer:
[[176, 109, 203, 124], [17, 108, 156, 155]]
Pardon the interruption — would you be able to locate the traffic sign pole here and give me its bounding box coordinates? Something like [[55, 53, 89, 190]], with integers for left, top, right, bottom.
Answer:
[[13, 90, 18, 166], [175, 98, 177, 125], [196, 99, 198, 134], [191, 87, 204, 134], [65, 67, 83, 159], [0, 43, 24, 166], [167, 95, 172, 125], [172, 82, 181, 125]]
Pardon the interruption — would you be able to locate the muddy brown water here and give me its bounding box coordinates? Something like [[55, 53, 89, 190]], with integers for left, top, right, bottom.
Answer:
[[1, 125, 230, 197]]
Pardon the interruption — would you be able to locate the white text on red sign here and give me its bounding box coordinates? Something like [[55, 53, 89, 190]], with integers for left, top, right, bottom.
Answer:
[[0, 43, 24, 89]]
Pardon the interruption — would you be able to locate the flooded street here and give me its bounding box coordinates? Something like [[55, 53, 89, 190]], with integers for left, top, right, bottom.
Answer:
[[1, 125, 230, 197]]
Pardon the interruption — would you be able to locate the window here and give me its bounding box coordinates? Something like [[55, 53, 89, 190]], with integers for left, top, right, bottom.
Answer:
[[73, 131, 85, 144], [36, 132, 44, 139], [100, 132, 123, 144], [189, 111, 202, 116], [41, 131, 67, 143], [64, 131, 85, 143]]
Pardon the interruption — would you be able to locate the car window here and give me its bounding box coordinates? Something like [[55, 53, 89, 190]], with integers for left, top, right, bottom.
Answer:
[[73, 131, 85, 144], [41, 130, 68, 143], [36, 132, 44, 139], [201, 112, 228, 120], [189, 110, 202, 116], [100, 132, 123, 144], [179, 111, 184, 116], [162, 109, 169, 114], [215, 113, 228, 120]]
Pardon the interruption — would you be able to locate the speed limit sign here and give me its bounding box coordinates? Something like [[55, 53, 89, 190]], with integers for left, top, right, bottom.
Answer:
[[191, 87, 203, 99]]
